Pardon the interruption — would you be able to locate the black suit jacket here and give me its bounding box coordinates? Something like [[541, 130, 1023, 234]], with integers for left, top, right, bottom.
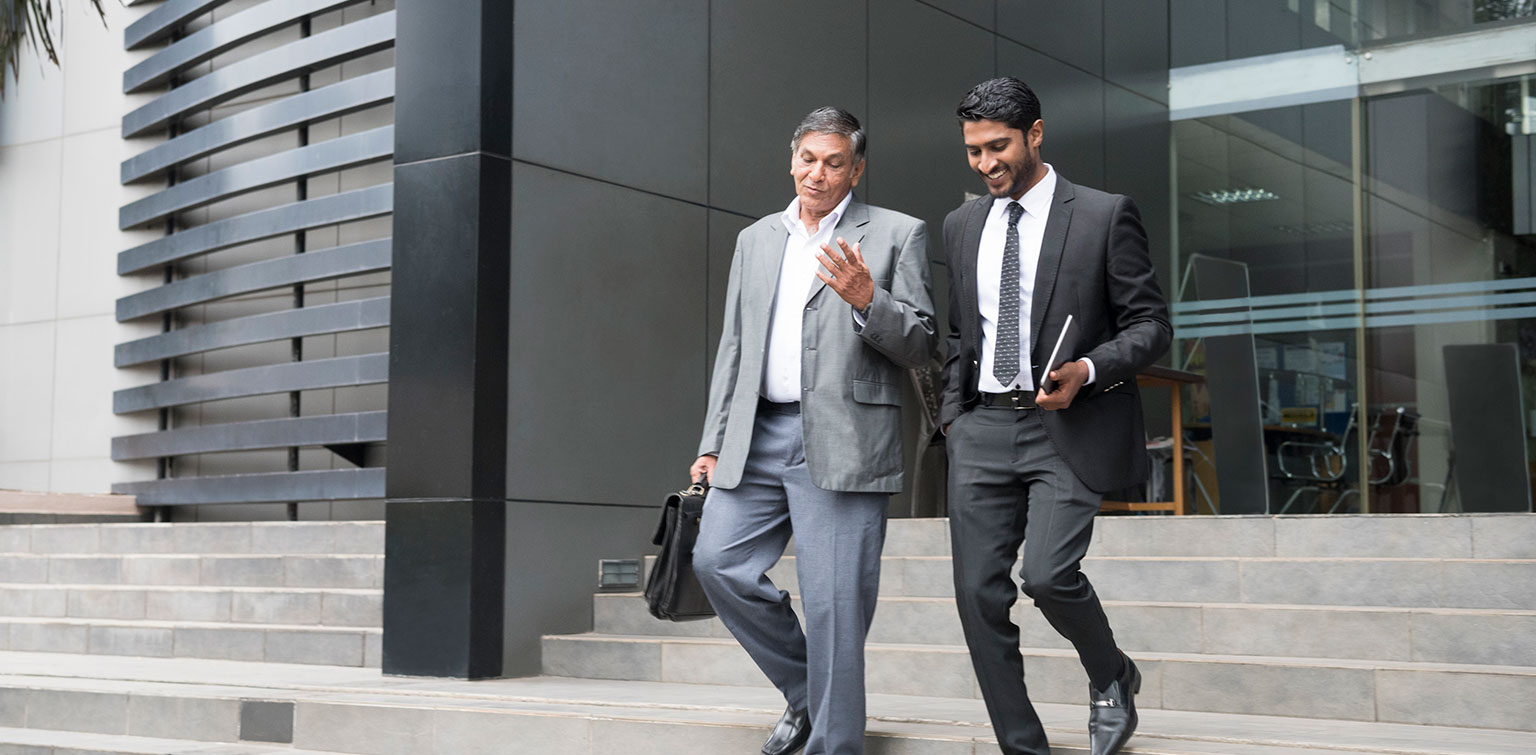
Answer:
[[939, 175, 1172, 493]]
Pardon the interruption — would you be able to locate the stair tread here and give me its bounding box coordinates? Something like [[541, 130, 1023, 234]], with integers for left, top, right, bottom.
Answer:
[[0, 553, 382, 558], [0, 616, 379, 633], [760, 554, 1536, 563], [0, 582, 379, 594], [0, 726, 351, 755], [549, 632, 1536, 675], [0, 651, 1526, 754], [596, 591, 1536, 616]]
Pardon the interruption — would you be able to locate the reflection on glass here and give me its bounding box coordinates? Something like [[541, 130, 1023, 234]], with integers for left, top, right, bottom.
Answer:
[[1174, 102, 1362, 514], [1174, 73, 1536, 514], [1363, 74, 1536, 513]]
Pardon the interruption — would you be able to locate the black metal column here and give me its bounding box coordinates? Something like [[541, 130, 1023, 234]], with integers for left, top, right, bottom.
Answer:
[[382, 0, 512, 679]]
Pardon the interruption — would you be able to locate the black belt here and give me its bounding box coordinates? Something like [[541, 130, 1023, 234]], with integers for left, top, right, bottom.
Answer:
[[758, 396, 801, 413], [977, 389, 1037, 409]]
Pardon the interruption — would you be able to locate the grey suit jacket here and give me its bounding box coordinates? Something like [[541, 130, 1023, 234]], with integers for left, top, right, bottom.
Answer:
[[699, 198, 938, 493], [939, 176, 1172, 493]]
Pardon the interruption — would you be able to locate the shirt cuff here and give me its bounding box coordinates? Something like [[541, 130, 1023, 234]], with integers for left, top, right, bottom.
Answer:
[[852, 304, 870, 329], [1080, 357, 1096, 385]]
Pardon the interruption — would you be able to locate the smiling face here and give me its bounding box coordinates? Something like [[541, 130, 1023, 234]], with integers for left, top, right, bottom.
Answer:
[[962, 118, 1045, 200], [790, 131, 864, 223]]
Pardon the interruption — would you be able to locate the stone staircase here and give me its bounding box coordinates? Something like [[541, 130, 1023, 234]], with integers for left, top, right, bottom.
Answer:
[[0, 521, 383, 667], [0, 516, 1528, 754], [539, 513, 1536, 751]]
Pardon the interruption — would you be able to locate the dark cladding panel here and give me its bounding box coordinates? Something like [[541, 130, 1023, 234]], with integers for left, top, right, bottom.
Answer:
[[1170, 0, 1226, 67], [867, 0, 995, 262], [997, 0, 1104, 76], [387, 153, 510, 502], [920, 0, 994, 29], [513, 0, 708, 203], [1104, 0, 1168, 104], [707, 210, 755, 371], [1226, 0, 1302, 59], [1104, 85, 1171, 298], [501, 500, 657, 675], [394, 0, 510, 163], [507, 163, 708, 505], [998, 40, 1106, 190], [708, 0, 867, 219]]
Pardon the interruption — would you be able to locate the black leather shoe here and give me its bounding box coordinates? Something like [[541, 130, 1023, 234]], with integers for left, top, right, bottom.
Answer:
[[761, 706, 811, 755], [1089, 654, 1141, 755]]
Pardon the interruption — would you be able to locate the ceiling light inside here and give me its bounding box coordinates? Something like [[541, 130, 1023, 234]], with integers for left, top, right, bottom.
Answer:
[[1191, 188, 1280, 205]]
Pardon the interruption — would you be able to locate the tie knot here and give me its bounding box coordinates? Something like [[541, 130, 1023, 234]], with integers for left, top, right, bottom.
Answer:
[[1007, 201, 1023, 224]]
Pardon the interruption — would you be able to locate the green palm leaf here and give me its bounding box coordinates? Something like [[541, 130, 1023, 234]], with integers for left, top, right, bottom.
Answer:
[[1, 0, 107, 99]]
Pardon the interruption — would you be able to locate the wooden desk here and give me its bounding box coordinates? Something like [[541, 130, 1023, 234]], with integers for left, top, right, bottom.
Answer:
[[1101, 365, 1205, 515]]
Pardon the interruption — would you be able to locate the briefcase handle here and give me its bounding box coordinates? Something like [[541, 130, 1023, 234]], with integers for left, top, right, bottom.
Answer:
[[680, 477, 708, 498]]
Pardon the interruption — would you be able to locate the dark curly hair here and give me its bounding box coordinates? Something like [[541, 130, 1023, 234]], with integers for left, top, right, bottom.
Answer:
[[956, 77, 1041, 132]]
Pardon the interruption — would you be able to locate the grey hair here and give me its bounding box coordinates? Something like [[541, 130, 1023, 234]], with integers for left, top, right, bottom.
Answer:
[[790, 106, 866, 161]]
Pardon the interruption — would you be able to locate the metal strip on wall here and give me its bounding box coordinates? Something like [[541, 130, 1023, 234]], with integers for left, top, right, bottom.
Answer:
[[113, 411, 387, 459], [119, 126, 393, 229], [122, 71, 395, 183], [116, 296, 389, 366], [117, 184, 392, 274], [116, 239, 390, 320], [125, 0, 238, 49], [125, 0, 371, 92], [114, 353, 389, 413], [115, 0, 395, 510], [112, 468, 386, 504], [122, 11, 395, 137]]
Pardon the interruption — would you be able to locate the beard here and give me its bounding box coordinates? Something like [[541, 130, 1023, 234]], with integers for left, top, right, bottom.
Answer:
[[984, 152, 1039, 198]]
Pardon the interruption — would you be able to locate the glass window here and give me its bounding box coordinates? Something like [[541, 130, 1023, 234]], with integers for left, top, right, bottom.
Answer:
[[1174, 73, 1536, 514]]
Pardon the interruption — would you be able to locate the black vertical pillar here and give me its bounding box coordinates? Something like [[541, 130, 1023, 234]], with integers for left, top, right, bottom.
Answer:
[[382, 0, 512, 678]]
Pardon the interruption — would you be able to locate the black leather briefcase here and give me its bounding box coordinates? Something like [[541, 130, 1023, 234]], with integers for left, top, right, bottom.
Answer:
[[643, 480, 716, 621]]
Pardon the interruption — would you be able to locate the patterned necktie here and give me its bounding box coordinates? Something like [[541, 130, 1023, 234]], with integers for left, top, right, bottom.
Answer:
[[993, 201, 1025, 386]]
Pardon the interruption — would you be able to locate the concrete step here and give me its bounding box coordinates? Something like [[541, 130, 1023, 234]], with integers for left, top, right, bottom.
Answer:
[[0, 554, 382, 589], [0, 521, 384, 556], [592, 591, 1536, 666], [880, 513, 1536, 560], [0, 490, 146, 525], [729, 554, 1536, 610], [0, 651, 1529, 754], [0, 617, 379, 667], [540, 633, 1536, 731], [0, 727, 355, 754], [0, 583, 380, 627]]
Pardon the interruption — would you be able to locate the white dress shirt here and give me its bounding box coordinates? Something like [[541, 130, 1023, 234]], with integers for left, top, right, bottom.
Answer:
[[761, 191, 854, 403], [976, 165, 1094, 393]]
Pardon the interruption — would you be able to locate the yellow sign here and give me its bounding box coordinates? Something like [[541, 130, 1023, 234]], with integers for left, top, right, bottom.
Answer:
[[1280, 406, 1319, 426]]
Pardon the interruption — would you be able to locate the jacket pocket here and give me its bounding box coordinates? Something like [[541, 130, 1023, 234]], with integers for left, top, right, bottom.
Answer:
[[852, 379, 902, 406]]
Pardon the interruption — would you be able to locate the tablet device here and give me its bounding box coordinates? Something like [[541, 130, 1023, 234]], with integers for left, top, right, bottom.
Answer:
[[1038, 314, 1077, 394]]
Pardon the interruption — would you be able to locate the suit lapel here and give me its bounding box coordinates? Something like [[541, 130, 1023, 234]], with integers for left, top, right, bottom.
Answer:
[[1029, 176, 1075, 370], [752, 216, 790, 333], [804, 197, 869, 305], [959, 195, 990, 345]]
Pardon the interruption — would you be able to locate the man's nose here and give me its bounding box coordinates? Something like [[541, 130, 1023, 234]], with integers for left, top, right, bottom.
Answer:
[[976, 154, 997, 173]]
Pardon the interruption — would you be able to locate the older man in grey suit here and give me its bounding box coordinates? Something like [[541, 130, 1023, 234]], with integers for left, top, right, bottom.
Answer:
[[690, 107, 937, 755]]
